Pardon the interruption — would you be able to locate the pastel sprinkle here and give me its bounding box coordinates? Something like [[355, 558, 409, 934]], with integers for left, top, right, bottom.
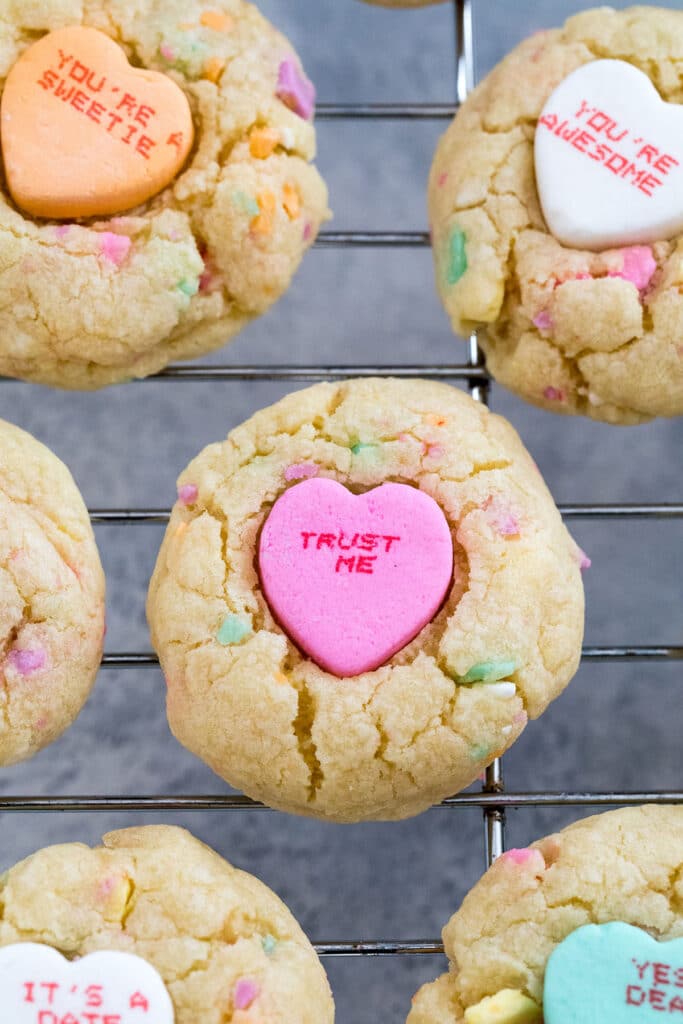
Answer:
[[217, 615, 252, 646], [274, 672, 289, 686], [249, 126, 280, 160], [437, 172, 448, 187], [283, 182, 301, 221], [577, 548, 592, 571], [501, 725, 512, 736], [425, 443, 445, 459], [234, 979, 260, 1011], [100, 233, 132, 268], [486, 682, 517, 698], [200, 10, 235, 32], [160, 44, 176, 62], [470, 743, 490, 760], [251, 190, 277, 236], [8, 648, 47, 675], [262, 934, 277, 954], [177, 278, 199, 297], [447, 228, 468, 285], [610, 245, 657, 293], [494, 510, 520, 538], [285, 463, 319, 482], [513, 710, 528, 726], [462, 660, 517, 683], [533, 309, 553, 332], [543, 386, 565, 402], [232, 191, 260, 217], [424, 413, 447, 427], [202, 56, 226, 83], [54, 225, 71, 240], [178, 484, 199, 505], [503, 847, 541, 866], [276, 59, 316, 120], [351, 442, 376, 455]]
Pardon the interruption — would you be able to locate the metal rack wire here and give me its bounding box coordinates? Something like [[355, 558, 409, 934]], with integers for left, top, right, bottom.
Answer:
[[2, 0, 683, 969]]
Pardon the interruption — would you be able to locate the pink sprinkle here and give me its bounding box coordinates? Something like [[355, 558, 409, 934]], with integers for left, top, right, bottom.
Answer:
[[437, 172, 448, 187], [544, 386, 565, 402], [8, 648, 47, 675], [285, 463, 319, 482], [178, 484, 198, 505], [577, 548, 592, 571], [610, 245, 657, 293], [276, 59, 316, 120], [55, 225, 71, 240], [513, 710, 528, 726], [98, 876, 117, 898], [503, 848, 538, 866], [234, 979, 260, 1011], [160, 43, 176, 62], [303, 222, 313, 241], [495, 511, 520, 537], [533, 309, 553, 332], [425, 444, 445, 459], [100, 233, 132, 268]]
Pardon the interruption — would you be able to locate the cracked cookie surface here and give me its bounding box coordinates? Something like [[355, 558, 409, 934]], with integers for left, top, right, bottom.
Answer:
[[147, 379, 584, 823], [0, 418, 105, 766], [0, 0, 329, 390], [0, 825, 334, 1024], [429, 6, 683, 425], [407, 806, 683, 1024]]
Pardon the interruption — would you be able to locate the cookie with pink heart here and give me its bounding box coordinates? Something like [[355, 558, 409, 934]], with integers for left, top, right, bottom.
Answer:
[[0, 826, 334, 1024], [408, 806, 683, 1024], [429, 6, 683, 424], [148, 378, 584, 822]]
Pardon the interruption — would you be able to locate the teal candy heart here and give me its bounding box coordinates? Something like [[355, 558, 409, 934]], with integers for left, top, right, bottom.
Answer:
[[544, 923, 683, 1024]]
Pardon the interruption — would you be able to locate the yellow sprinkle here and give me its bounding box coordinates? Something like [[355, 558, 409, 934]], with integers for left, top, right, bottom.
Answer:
[[424, 413, 447, 427], [203, 56, 226, 83], [249, 126, 280, 159], [200, 10, 235, 32], [174, 521, 189, 540], [464, 990, 542, 1024], [282, 183, 301, 221], [257, 191, 277, 215]]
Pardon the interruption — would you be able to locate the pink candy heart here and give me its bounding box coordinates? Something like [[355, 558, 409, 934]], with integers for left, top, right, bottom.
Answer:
[[258, 479, 454, 677]]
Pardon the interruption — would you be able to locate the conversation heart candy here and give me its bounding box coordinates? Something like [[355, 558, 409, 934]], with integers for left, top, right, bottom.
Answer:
[[1, 26, 194, 219], [258, 478, 454, 677], [0, 943, 174, 1022], [535, 60, 683, 251], [544, 922, 683, 1024]]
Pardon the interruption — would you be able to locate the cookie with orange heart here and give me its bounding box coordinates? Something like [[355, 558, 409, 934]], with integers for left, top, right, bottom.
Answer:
[[429, 7, 683, 424], [0, 1, 328, 389]]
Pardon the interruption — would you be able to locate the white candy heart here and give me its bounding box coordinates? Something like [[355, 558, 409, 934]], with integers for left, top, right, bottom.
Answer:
[[535, 59, 683, 251], [0, 943, 174, 1023]]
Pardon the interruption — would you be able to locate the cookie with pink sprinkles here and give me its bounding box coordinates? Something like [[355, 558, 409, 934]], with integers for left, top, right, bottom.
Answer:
[[430, 6, 683, 424], [148, 378, 585, 823], [0, 825, 334, 1024], [0, 0, 328, 389], [0, 419, 105, 767]]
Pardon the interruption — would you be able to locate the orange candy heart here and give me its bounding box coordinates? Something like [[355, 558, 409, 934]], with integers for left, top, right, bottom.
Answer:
[[1, 26, 195, 219]]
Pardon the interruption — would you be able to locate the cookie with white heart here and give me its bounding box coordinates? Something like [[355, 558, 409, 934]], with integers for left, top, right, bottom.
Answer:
[[147, 378, 585, 823], [407, 805, 683, 1024], [429, 6, 683, 424], [0, 0, 328, 390], [0, 419, 105, 767], [0, 825, 334, 1024]]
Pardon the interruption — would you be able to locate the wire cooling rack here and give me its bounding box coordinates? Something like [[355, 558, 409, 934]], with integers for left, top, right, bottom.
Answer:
[[2, 0, 683, 968]]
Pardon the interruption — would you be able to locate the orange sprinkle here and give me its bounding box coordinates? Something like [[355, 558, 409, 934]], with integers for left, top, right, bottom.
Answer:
[[251, 191, 277, 236], [203, 56, 226, 83], [257, 191, 277, 215], [174, 521, 189, 540], [249, 126, 280, 159], [282, 183, 301, 221], [274, 672, 289, 686], [200, 10, 235, 32], [424, 413, 447, 427]]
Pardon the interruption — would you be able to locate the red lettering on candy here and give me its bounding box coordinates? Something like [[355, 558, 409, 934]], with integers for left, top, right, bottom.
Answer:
[[166, 132, 185, 152], [42, 982, 60, 1005], [649, 988, 667, 1011], [627, 985, 646, 1006], [317, 533, 336, 550], [653, 964, 672, 986], [633, 960, 651, 981], [356, 556, 377, 574], [670, 996, 683, 1013], [336, 555, 355, 573], [117, 92, 137, 115], [130, 991, 150, 1011], [24, 981, 36, 1003], [85, 984, 104, 1008]]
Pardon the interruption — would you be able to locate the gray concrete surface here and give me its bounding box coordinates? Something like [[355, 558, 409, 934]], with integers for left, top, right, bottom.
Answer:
[[1, 2, 682, 1021]]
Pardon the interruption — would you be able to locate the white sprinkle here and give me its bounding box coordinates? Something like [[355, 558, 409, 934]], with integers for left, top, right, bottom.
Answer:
[[486, 682, 517, 698], [501, 725, 513, 736]]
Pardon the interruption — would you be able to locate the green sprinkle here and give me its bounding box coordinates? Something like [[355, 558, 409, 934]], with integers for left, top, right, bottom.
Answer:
[[177, 278, 199, 297], [217, 615, 252, 646], [470, 743, 490, 761], [232, 191, 260, 217], [447, 227, 468, 285], [262, 934, 277, 955], [461, 660, 517, 683], [350, 442, 377, 456]]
